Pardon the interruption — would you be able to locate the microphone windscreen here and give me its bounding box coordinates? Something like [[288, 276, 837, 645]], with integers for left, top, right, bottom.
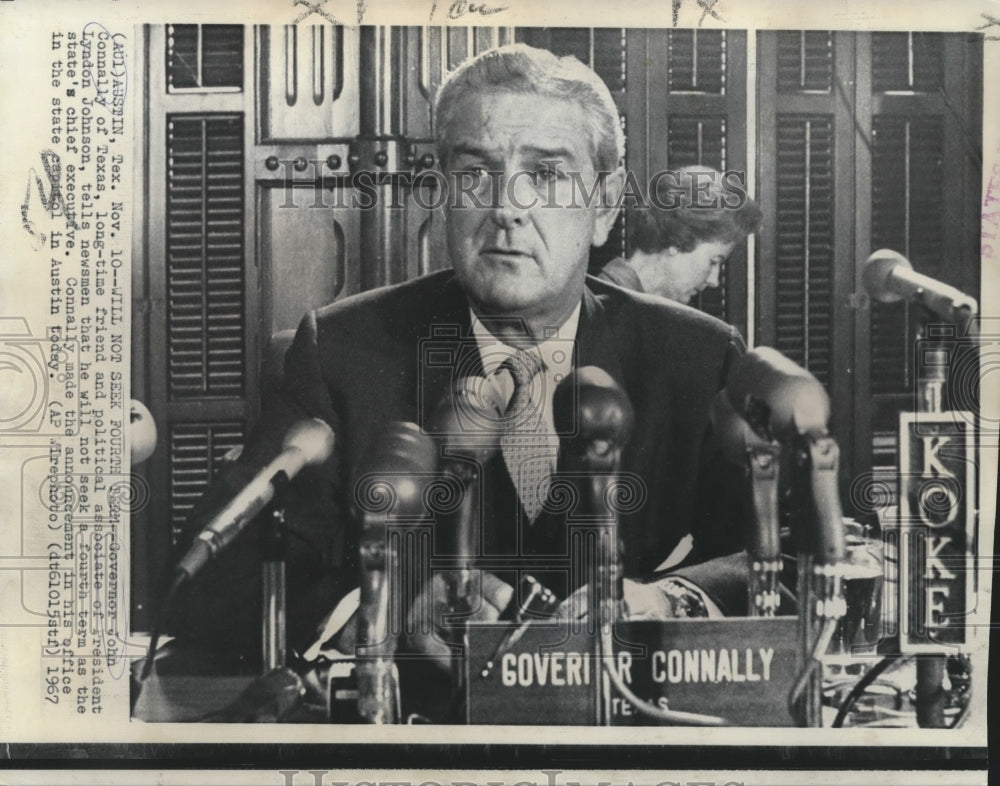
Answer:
[[553, 366, 634, 445], [282, 418, 335, 465], [862, 249, 911, 303], [358, 421, 438, 476], [129, 399, 158, 465], [426, 377, 505, 450], [726, 347, 830, 441], [352, 422, 439, 522]]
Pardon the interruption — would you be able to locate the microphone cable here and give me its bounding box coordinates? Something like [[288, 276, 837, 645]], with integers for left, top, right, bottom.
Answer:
[[597, 622, 726, 726]]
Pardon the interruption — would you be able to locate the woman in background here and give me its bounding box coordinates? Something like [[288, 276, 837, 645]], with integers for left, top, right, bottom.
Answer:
[[598, 165, 762, 304]]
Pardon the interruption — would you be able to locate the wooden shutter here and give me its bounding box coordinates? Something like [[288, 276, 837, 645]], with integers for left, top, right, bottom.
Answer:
[[871, 32, 944, 93], [776, 30, 834, 93], [773, 115, 835, 385], [861, 32, 980, 500], [167, 24, 244, 91], [758, 31, 981, 510], [757, 31, 858, 497], [133, 25, 256, 628], [869, 115, 945, 396], [166, 114, 246, 398], [622, 30, 748, 330]]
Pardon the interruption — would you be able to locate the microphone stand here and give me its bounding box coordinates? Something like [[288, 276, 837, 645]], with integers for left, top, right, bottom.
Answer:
[[260, 471, 291, 671], [357, 500, 401, 725], [709, 387, 783, 617], [747, 443, 783, 617], [195, 470, 307, 723], [790, 433, 846, 727], [426, 382, 502, 723], [441, 454, 478, 723], [553, 368, 632, 727], [553, 369, 727, 727], [913, 345, 949, 728], [354, 422, 437, 724]]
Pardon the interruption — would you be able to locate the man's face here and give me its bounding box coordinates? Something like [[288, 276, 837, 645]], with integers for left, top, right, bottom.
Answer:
[[443, 90, 620, 329], [648, 239, 735, 304]]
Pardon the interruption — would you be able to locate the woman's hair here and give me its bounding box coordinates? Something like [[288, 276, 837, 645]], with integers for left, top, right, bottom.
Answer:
[[434, 44, 625, 173], [630, 165, 762, 253]]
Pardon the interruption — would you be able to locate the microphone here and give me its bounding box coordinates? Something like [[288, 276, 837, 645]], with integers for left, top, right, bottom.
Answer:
[[426, 381, 504, 719], [554, 368, 727, 726], [554, 366, 634, 473], [426, 376, 505, 459], [425, 380, 503, 607], [711, 386, 775, 466], [139, 418, 334, 684], [129, 399, 158, 465], [710, 389, 781, 564], [554, 367, 634, 623], [862, 249, 977, 321], [725, 348, 844, 565], [175, 418, 335, 580], [725, 347, 831, 443], [354, 422, 437, 724]]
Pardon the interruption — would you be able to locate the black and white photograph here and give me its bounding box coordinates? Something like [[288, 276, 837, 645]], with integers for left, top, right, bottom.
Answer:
[[0, 0, 994, 779]]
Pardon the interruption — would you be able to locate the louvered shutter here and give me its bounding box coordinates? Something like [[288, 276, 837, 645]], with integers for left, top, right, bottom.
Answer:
[[871, 32, 944, 92], [617, 30, 746, 327], [667, 29, 726, 94], [776, 30, 833, 93], [133, 26, 253, 629], [870, 116, 945, 396], [773, 116, 835, 385], [757, 31, 856, 500], [764, 32, 837, 386], [666, 30, 731, 322], [166, 114, 246, 398], [757, 31, 981, 513], [169, 422, 245, 537], [167, 24, 244, 90]]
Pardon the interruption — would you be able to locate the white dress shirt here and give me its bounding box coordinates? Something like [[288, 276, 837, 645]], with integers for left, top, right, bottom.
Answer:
[[469, 303, 581, 477]]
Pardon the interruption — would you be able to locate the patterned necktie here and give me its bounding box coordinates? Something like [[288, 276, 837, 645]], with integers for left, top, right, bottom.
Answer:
[[499, 348, 554, 522]]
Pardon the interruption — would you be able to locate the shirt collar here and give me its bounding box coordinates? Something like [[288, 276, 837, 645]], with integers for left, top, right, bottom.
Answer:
[[469, 303, 581, 377]]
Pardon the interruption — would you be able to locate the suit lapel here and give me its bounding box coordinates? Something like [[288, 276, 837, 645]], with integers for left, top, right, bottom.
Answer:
[[415, 273, 481, 430], [574, 284, 628, 394]]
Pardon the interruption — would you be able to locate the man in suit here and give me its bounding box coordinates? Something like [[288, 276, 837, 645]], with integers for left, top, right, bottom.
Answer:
[[167, 44, 749, 661]]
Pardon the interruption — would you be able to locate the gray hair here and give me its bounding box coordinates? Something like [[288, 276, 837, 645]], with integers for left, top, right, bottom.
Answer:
[[434, 43, 625, 173]]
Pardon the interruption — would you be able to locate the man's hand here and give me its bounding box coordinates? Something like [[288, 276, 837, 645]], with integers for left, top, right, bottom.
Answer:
[[406, 572, 514, 669], [556, 578, 681, 621]]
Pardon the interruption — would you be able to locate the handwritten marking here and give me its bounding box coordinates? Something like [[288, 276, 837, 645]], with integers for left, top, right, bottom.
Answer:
[[976, 13, 1000, 40], [447, 0, 508, 20], [292, 0, 340, 24], [672, 0, 726, 27], [697, 0, 726, 25], [22, 150, 79, 249], [983, 160, 1000, 262]]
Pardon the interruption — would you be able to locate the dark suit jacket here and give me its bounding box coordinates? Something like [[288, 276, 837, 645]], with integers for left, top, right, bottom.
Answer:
[[167, 270, 751, 651]]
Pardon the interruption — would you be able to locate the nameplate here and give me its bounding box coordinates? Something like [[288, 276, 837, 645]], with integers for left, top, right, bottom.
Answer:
[[465, 617, 799, 726]]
